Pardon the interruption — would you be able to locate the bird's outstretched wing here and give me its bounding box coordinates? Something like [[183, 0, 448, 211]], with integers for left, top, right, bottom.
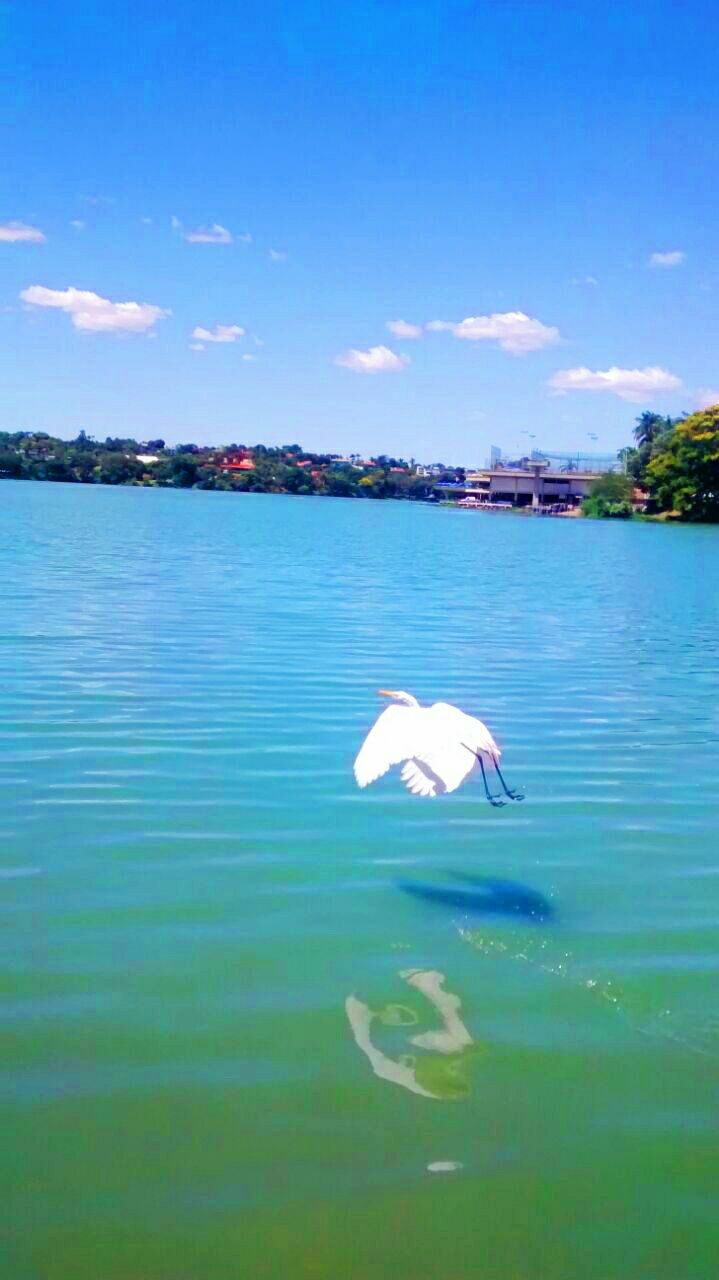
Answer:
[[353, 705, 429, 788], [398, 704, 499, 798]]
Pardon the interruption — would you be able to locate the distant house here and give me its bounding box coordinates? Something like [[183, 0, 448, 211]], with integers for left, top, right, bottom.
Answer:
[[136, 454, 160, 465], [219, 455, 256, 472]]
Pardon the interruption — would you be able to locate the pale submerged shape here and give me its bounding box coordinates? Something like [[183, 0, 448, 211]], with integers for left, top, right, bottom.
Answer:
[[428, 311, 559, 354], [549, 365, 681, 403], [386, 319, 422, 339], [0, 221, 46, 243], [20, 285, 170, 333], [334, 344, 409, 374], [649, 250, 685, 268], [183, 223, 233, 244], [345, 968, 476, 1101], [191, 324, 245, 344], [353, 692, 500, 798]]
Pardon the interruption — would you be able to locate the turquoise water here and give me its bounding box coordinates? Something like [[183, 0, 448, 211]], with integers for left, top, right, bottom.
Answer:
[[3, 480, 719, 1280]]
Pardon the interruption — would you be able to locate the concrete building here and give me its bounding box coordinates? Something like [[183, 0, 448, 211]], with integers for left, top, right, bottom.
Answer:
[[437, 461, 598, 509]]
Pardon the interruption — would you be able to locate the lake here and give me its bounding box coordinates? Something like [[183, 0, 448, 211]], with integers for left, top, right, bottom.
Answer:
[[3, 480, 719, 1280]]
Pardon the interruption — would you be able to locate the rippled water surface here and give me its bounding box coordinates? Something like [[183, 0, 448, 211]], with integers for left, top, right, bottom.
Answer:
[[4, 481, 719, 1280]]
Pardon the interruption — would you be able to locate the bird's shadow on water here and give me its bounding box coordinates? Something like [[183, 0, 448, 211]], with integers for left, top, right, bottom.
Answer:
[[398, 872, 555, 924]]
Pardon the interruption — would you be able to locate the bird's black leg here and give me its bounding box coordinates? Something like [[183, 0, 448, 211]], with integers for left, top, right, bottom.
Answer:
[[494, 760, 524, 802], [478, 755, 506, 807]]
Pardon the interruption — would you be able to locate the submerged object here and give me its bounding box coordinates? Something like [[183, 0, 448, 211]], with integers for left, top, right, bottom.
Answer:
[[345, 969, 483, 1101], [399, 873, 553, 923]]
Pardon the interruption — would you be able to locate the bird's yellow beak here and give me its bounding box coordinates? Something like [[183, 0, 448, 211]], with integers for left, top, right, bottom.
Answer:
[[377, 689, 396, 698]]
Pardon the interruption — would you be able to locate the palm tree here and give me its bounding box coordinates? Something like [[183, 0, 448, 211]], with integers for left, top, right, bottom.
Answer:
[[633, 412, 671, 449]]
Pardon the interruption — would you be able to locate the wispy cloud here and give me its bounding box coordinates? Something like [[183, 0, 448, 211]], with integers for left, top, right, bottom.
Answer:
[[241, 353, 257, 362], [191, 324, 246, 345], [184, 223, 233, 245], [386, 319, 422, 339], [427, 310, 559, 354], [0, 221, 46, 244], [269, 248, 288, 261], [140, 216, 153, 226], [571, 275, 598, 287], [20, 285, 170, 334], [649, 250, 685, 268], [696, 387, 719, 409], [549, 365, 681, 402], [70, 219, 85, 231], [334, 344, 409, 374]]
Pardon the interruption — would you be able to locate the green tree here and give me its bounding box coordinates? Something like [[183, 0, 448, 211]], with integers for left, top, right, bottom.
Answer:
[[582, 471, 634, 519], [633, 411, 672, 449], [0, 450, 24, 477], [646, 404, 719, 521]]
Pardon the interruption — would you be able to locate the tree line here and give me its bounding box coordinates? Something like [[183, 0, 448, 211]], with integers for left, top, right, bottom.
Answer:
[[0, 432, 455, 501], [584, 404, 719, 522]]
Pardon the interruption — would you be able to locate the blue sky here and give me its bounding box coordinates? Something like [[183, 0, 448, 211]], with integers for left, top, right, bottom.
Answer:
[[1, 0, 718, 462]]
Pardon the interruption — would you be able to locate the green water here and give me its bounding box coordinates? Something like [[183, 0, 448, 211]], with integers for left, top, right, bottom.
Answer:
[[3, 480, 719, 1280]]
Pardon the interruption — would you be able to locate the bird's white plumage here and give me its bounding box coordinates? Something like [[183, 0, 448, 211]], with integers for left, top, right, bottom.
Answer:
[[354, 695, 501, 798]]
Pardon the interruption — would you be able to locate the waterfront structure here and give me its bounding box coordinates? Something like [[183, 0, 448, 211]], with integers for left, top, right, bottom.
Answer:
[[436, 461, 599, 509]]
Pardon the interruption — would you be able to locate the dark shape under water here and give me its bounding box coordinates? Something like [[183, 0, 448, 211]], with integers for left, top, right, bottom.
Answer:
[[398, 873, 554, 923]]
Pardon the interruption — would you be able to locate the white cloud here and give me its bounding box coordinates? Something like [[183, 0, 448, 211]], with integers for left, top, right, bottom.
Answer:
[[0, 221, 46, 244], [70, 219, 85, 231], [334, 344, 410, 374], [140, 216, 153, 225], [20, 285, 170, 334], [269, 248, 287, 261], [190, 342, 205, 351], [184, 223, 233, 244], [170, 215, 182, 229], [191, 323, 246, 344], [696, 387, 719, 409], [386, 319, 423, 339], [549, 365, 682, 402], [427, 310, 560, 354], [649, 250, 685, 268], [241, 353, 257, 362], [454, 311, 559, 354], [571, 275, 598, 286], [238, 231, 252, 243]]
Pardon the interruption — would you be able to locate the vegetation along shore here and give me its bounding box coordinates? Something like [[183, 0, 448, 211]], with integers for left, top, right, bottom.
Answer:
[[1, 405, 718, 522]]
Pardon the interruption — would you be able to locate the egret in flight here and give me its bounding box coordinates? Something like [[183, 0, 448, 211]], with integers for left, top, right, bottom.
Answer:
[[354, 691, 523, 806]]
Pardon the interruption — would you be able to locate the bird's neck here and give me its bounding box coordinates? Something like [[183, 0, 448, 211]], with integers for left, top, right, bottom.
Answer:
[[396, 694, 420, 708]]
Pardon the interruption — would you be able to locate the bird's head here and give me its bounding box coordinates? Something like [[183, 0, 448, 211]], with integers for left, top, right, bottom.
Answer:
[[377, 689, 420, 708]]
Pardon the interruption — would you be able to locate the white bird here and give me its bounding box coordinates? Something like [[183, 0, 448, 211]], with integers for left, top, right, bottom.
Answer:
[[353, 690, 523, 805]]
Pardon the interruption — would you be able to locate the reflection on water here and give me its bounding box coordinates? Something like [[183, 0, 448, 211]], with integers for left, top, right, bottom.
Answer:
[[458, 923, 719, 1059], [346, 969, 483, 1100]]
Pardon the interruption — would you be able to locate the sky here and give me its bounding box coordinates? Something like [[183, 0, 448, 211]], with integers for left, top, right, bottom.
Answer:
[[1, 0, 718, 464]]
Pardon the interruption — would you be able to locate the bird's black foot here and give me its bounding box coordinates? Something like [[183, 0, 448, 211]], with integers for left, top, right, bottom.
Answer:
[[505, 789, 525, 802], [486, 794, 506, 807]]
